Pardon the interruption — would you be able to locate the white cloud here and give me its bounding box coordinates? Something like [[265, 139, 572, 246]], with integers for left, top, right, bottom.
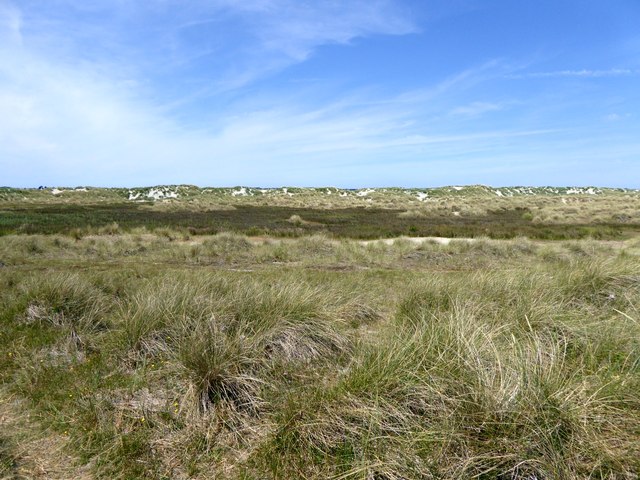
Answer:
[[1, 33, 553, 187], [248, 0, 415, 59], [508, 68, 638, 79], [4, 1, 638, 188], [604, 113, 631, 122], [0, 0, 420, 183], [10, 0, 416, 94], [450, 101, 502, 116], [172, 0, 417, 90]]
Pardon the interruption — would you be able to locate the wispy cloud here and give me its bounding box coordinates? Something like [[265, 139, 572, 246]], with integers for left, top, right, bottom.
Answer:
[[508, 68, 639, 79], [178, 0, 417, 92], [0, 25, 551, 187], [0, 2, 21, 44], [2, 1, 639, 188], [10, 0, 416, 96], [450, 101, 503, 117], [604, 113, 632, 122], [0, 0, 426, 187]]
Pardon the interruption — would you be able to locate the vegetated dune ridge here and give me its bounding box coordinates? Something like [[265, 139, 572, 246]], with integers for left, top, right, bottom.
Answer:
[[2, 185, 640, 240], [0, 188, 639, 478], [2, 184, 638, 205]]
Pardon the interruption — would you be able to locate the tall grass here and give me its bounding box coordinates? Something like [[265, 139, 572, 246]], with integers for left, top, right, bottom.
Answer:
[[255, 260, 640, 478], [0, 234, 638, 478]]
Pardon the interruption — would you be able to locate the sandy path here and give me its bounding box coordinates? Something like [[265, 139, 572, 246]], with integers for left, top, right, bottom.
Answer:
[[358, 236, 475, 246], [184, 235, 475, 247]]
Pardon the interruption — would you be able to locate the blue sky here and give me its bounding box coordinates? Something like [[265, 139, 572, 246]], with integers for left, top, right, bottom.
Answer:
[[1, 0, 639, 188]]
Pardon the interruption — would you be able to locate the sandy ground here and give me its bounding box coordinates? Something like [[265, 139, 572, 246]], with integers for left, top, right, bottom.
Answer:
[[181, 235, 476, 247], [358, 236, 475, 246]]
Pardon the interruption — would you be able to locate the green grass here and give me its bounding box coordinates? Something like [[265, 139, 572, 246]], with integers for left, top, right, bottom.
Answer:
[[2, 203, 639, 239], [0, 220, 639, 478]]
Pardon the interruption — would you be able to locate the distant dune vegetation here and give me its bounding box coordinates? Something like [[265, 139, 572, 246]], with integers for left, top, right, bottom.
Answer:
[[1, 185, 640, 240], [1, 186, 639, 478]]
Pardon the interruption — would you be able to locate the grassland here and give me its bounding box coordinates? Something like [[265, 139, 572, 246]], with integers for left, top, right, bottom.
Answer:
[[1, 187, 639, 479], [2, 185, 640, 239]]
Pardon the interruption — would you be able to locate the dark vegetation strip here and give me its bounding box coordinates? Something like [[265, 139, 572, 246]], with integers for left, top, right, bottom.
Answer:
[[1, 204, 638, 239]]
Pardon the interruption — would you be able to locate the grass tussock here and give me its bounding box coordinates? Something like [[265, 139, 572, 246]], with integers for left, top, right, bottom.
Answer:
[[0, 231, 638, 479], [262, 282, 639, 478], [19, 273, 111, 332]]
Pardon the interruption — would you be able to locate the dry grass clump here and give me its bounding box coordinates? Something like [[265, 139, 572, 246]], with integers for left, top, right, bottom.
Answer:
[[174, 318, 264, 415], [112, 273, 353, 422], [287, 214, 305, 226], [286, 234, 336, 256], [97, 222, 121, 235], [19, 273, 110, 331], [287, 214, 325, 227], [1, 231, 638, 479], [339, 301, 382, 328], [216, 280, 352, 365], [0, 235, 71, 261], [259, 269, 639, 478], [185, 233, 254, 263], [397, 209, 426, 218], [202, 232, 252, 254], [443, 236, 537, 258], [112, 275, 224, 359]]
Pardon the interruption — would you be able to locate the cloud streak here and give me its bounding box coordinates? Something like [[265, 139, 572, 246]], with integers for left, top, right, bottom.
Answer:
[[179, 0, 417, 93], [10, 0, 416, 96], [450, 101, 503, 117], [0, 0, 425, 187], [0, 29, 559, 188], [508, 68, 639, 79]]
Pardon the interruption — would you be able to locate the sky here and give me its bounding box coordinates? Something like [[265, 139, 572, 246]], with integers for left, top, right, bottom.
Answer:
[[1, 0, 639, 188]]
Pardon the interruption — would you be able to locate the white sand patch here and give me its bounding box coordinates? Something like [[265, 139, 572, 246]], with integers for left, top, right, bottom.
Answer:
[[452, 186, 464, 191], [145, 188, 178, 200], [128, 191, 141, 200], [416, 192, 428, 201], [561, 198, 567, 204], [359, 236, 475, 247], [356, 188, 375, 197], [566, 187, 600, 195], [51, 188, 64, 195], [147, 189, 164, 200], [495, 190, 503, 197], [231, 187, 248, 197], [74, 188, 88, 192]]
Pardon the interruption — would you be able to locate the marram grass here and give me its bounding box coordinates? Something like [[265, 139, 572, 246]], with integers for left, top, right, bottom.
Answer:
[[0, 232, 638, 479]]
